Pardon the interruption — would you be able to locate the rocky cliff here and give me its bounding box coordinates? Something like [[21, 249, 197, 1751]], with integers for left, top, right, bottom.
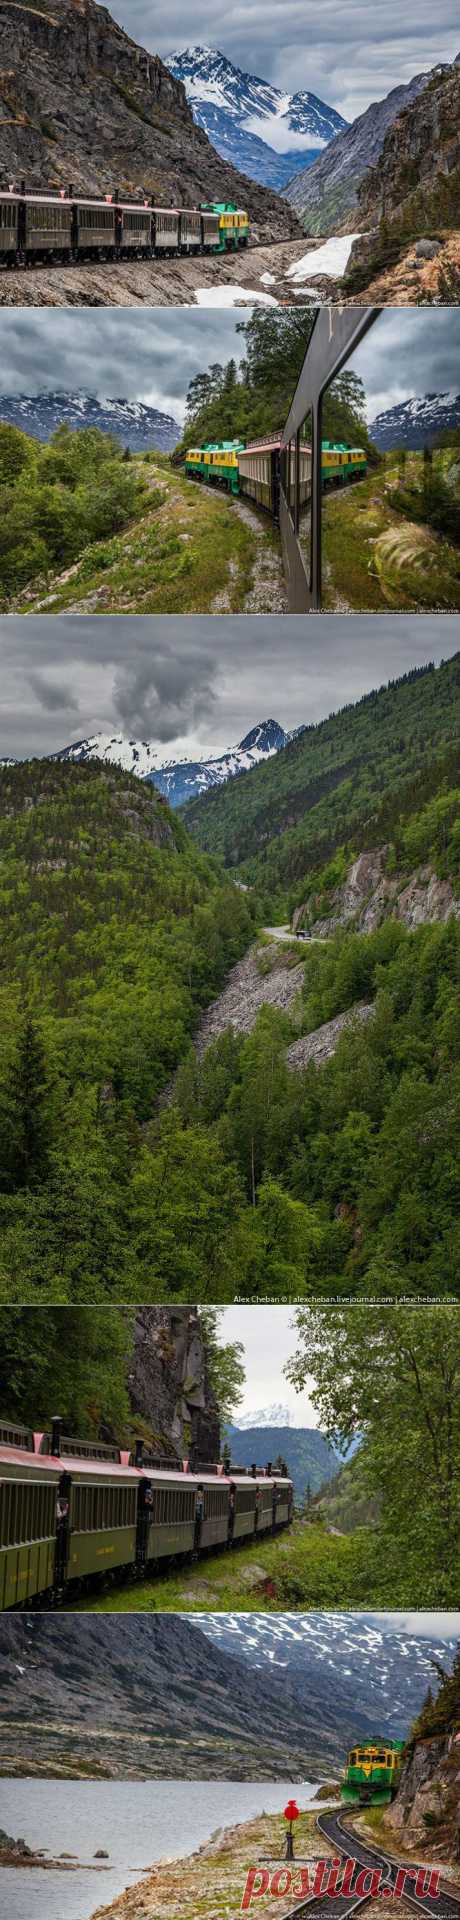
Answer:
[[387, 1732, 460, 1863], [345, 59, 460, 292], [283, 67, 432, 234], [129, 1309, 221, 1465], [0, 1612, 372, 1779], [0, 0, 299, 241], [292, 848, 460, 940]]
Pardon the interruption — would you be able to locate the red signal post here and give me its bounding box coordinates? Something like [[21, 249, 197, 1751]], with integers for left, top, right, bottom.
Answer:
[[283, 1800, 300, 1860]]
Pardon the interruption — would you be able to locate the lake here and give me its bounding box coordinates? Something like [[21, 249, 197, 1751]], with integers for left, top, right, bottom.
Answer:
[[0, 1778, 321, 1920]]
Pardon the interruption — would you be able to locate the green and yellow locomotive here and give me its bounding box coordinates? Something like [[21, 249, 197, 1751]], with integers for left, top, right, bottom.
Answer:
[[342, 1739, 404, 1807], [185, 441, 244, 494], [200, 202, 250, 249]]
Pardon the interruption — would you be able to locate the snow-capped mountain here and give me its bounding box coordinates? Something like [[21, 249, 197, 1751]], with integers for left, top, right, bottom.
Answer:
[[370, 390, 460, 452], [56, 733, 164, 781], [197, 1613, 458, 1741], [0, 392, 180, 452], [56, 719, 293, 808], [166, 47, 346, 191], [233, 1402, 294, 1428]]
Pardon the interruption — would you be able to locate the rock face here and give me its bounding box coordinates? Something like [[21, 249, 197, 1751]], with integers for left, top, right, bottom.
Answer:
[[0, 1828, 32, 1857], [129, 1309, 221, 1464], [345, 59, 460, 289], [293, 848, 460, 940], [283, 67, 432, 232], [286, 1002, 375, 1072], [0, 0, 299, 242], [387, 1732, 460, 1861], [193, 944, 304, 1055]]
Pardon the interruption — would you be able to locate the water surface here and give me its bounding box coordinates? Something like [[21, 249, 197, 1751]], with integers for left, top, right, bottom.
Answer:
[[0, 1777, 320, 1919]]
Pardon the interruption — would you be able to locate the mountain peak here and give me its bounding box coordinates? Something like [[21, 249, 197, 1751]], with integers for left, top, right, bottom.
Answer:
[[369, 390, 460, 452], [52, 717, 294, 807], [0, 393, 180, 453], [166, 46, 346, 191]]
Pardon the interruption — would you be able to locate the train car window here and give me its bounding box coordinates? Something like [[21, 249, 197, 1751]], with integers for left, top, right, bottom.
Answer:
[[0, 1478, 55, 1547], [321, 308, 460, 613]]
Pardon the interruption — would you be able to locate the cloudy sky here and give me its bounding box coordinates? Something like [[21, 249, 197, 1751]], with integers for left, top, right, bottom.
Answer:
[[111, 0, 459, 122], [1, 308, 459, 429], [1, 614, 458, 762], [223, 1304, 318, 1422], [0, 309, 247, 429]]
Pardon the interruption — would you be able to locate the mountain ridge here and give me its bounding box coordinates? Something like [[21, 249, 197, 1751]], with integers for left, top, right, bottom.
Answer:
[[369, 390, 460, 451], [47, 719, 295, 807], [284, 63, 439, 233], [0, 1613, 455, 1779], [225, 1422, 339, 1503], [0, 1612, 397, 1778], [183, 655, 460, 894], [0, 393, 181, 453], [166, 46, 346, 191]]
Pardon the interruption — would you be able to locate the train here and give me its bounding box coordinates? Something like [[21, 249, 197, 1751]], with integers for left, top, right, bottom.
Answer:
[[0, 1419, 293, 1610], [342, 1739, 405, 1807], [0, 189, 249, 265], [184, 436, 368, 518]]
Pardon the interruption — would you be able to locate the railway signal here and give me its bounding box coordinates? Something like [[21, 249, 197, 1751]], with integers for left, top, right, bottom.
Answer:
[[284, 1799, 300, 1860]]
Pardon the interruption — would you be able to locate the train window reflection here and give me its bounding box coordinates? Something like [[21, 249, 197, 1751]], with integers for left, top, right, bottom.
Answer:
[[298, 410, 313, 589], [320, 308, 460, 612]]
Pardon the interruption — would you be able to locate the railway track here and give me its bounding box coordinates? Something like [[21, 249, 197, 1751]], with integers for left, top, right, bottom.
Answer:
[[283, 1811, 460, 1920]]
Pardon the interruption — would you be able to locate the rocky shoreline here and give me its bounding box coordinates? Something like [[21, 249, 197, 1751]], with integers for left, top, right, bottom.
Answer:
[[88, 1810, 417, 1920], [89, 1811, 331, 1920], [0, 1826, 110, 1873]]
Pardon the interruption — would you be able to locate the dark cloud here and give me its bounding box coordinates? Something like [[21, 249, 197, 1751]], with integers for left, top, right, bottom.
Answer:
[[109, 0, 459, 119], [0, 308, 459, 427], [0, 615, 458, 761], [28, 670, 80, 713], [348, 311, 460, 422], [112, 643, 218, 739], [0, 310, 249, 423]]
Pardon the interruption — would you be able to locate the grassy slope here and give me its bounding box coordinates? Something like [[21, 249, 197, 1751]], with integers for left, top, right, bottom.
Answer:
[[15, 458, 278, 616], [72, 1510, 421, 1614], [322, 454, 460, 614]]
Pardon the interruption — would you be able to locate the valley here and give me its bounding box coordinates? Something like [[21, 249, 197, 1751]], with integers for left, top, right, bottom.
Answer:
[[1, 1611, 455, 1775], [7, 455, 288, 618], [0, 8, 456, 306], [0, 652, 460, 1295]]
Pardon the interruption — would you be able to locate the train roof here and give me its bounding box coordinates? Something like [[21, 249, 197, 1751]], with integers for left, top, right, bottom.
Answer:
[[8, 193, 72, 207], [0, 1443, 291, 1487]]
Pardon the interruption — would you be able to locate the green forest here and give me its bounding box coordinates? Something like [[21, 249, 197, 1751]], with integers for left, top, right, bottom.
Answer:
[[0, 1304, 244, 1443], [0, 421, 150, 604], [184, 653, 460, 902], [178, 308, 377, 459], [1, 650, 460, 1293]]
